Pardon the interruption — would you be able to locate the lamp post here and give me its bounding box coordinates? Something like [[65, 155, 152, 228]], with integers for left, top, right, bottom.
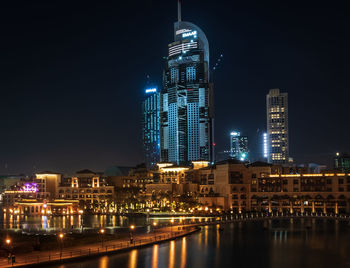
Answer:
[[100, 228, 105, 248], [129, 225, 135, 245], [153, 222, 157, 240], [5, 238, 11, 264], [5, 238, 11, 253], [58, 233, 64, 259], [79, 210, 84, 233], [170, 218, 174, 236]]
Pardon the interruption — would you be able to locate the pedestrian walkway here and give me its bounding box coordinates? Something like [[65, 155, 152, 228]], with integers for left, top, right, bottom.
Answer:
[[0, 225, 197, 267]]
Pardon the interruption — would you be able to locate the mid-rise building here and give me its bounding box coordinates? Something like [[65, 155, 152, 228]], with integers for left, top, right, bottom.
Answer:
[[230, 131, 249, 161], [57, 169, 114, 213], [106, 164, 154, 190], [142, 86, 160, 168], [160, 1, 214, 165], [196, 160, 350, 213], [266, 88, 289, 164], [2, 173, 79, 216]]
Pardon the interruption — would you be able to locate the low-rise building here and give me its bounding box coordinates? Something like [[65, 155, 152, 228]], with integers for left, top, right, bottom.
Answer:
[[57, 169, 114, 212], [195, 160, 350, 213], [106, 164, 153, 190]]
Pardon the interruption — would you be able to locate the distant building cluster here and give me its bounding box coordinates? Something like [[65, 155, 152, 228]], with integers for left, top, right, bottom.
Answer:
[[140, 6, 292, 168], [1, 155, 350, 216]]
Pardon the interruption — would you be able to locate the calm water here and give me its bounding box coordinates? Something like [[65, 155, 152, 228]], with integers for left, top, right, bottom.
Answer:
[[53, 219, 350, 268]]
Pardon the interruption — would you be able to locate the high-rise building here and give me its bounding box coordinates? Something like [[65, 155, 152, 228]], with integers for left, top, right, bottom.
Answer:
[[230, 131, 249, 161], [266, 88, 289, 164], [334, 152, 350, 172], [160, 1, 214, 165], [142, 87, 160, 167]]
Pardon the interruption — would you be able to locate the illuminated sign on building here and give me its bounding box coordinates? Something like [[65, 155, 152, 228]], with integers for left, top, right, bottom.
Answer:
[[14, 183, 39, 193], [230, 131, 240, 136], [182, 30, 197, 38], [176, 29, 191, 35], [145, 88, 157, 94]]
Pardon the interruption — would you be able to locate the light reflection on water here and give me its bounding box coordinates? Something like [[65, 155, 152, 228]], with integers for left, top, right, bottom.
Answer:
[[99, 256, 108, 268], [129, 250, 137, 268], [180, 237, 186, 268], [152, 244, 158, 268], [1, 212, 213, 233], [53, 219, 350, 268], [169, 240, 175, 268]]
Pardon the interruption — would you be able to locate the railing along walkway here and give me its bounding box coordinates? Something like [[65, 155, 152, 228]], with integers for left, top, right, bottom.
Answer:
[[183, 212, 350, 228], [0, 227, 197, 267]]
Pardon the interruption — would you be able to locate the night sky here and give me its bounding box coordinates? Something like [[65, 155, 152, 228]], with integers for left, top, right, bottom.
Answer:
[[1, 0, 349, 174]]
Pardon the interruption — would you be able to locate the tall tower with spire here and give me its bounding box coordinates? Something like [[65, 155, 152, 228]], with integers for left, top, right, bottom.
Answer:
[[160, 0, 214, 165]]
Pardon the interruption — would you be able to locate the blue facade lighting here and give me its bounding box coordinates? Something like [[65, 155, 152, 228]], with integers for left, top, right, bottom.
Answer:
[[145, 88, 157, 94], [160, 12, 214, 164], [142, 87, 160, 167]]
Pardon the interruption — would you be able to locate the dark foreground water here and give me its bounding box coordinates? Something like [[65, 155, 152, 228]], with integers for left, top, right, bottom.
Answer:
[[53, 218, 350, 268]]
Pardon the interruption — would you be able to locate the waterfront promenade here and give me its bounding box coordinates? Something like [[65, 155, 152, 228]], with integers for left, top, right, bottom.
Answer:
[[1, 212, 349, 267], [0, 225, 198, 268]]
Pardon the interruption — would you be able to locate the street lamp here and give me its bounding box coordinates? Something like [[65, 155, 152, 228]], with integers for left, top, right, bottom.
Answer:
[[129, 225, 135, 245], [5, 238, 11, 264], [58, 233, 64, 259], [100, 229, 105, 248], [170, 219, 174, 236], [152, 222, 158, 240], [79, 210, 84, 233], [5, 238, 11, 253]]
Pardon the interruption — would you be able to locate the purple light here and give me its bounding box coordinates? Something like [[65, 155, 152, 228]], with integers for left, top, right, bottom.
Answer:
[[21, 183, 38, 192]]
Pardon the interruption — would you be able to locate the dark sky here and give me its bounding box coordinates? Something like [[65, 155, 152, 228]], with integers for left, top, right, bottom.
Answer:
[[1, 0, 349, 174]]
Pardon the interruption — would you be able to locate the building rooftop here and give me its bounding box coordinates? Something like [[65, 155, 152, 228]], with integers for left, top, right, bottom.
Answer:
[[215, 159, 243, 165], [104, 166, 133, 176], [76, 169, 96, 175], [247, 161, 273, 167], [37, 171, 60, 175]]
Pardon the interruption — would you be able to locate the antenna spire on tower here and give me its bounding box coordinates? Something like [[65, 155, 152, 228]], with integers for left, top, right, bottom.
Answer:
[[178, 0, 182, 22]]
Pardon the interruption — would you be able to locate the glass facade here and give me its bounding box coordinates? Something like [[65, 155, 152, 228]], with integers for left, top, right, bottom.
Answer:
[[160, 19, 214, 165], [230, 131, 249, 161], [142, 89, 160, 167]]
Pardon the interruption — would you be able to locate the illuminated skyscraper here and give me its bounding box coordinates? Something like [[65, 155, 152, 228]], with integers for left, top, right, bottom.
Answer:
[[266, 88, 289, 164], [230, 131, 249, 161], [142, 87, 160, 167], [160, 1, 214, 164]]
